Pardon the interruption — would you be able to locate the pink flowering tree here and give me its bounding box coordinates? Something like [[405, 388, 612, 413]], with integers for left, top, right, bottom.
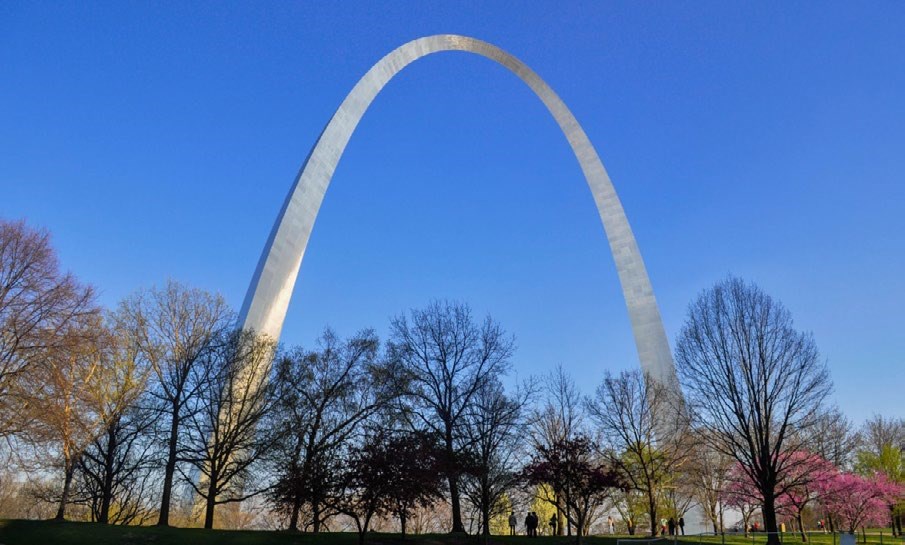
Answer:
[[724, 454, 838, 541], [818, 472, 904, 536], [775, 452, 837, 542], [724, 463, 761, 537]]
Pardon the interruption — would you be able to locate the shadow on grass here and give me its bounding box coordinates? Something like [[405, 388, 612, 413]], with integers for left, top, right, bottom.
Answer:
[[4, 521, 901, 545]]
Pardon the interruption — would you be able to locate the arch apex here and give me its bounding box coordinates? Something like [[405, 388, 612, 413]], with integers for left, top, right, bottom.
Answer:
[[240, 35, 678, 387]]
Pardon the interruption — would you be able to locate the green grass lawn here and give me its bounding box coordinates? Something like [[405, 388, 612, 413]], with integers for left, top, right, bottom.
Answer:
[[677, 532, 905, 545], [1, 520, 903, 545]]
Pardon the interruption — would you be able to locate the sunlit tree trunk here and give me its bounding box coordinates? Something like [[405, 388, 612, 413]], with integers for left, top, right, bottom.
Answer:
[[55, 450, 78, 520]]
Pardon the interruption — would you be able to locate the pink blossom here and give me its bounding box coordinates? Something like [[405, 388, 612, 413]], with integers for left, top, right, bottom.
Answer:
[[817, 472, 903, 533], [774, 452, 836, 522]]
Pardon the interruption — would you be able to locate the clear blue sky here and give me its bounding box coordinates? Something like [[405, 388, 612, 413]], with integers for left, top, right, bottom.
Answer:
[[2, 2, 903, 423]]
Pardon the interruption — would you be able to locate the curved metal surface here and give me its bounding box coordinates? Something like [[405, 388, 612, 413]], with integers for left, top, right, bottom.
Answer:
[[240, 34, 677, 386]]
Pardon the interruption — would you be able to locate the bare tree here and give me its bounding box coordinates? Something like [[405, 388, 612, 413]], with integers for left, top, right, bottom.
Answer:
[[674, 277, 832, 545], [612, 487, 648, 535], [77, 403, 157, 525], [0, 218, 97, 438], [809, 406, 858, 472], [685, 430, 734, 533], [586, 369, 690, 536], [527, 364, 585, 535], [18, 312, 108, 519], [268, 329, 388, 532], [533, 365, 585, 450], [662, 480, 696, 530], [461, 378, 531, 540], [387, 300, 514, 533], [118, 280, 232, 526], [74, 312, 153, 524], [860, 415, 905, 455], [182, 329, 278, 529], [854, 415, 905, 536]]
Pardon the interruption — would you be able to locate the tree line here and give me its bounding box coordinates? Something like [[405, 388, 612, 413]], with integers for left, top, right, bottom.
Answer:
[[1, 217, 903, 545]]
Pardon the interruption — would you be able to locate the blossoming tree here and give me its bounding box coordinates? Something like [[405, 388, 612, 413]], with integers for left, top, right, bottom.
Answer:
[[775, 452, 836, 541], [819, 472, 903, 536]]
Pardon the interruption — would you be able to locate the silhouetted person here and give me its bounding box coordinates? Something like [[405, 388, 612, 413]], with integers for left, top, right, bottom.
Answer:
[[668, 517, 676, 536], [509, 512, 517, 535], [525, 512, 532, 536], [679, 516, 685, 536], [549, 514, 557, 535]]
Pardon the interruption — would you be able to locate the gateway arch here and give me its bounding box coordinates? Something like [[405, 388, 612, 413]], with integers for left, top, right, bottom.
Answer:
[[240, 34, 678, 387]]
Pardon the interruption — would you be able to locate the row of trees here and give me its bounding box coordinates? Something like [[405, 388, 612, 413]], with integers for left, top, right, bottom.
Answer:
[[722, 450, 902, 538], [1, 219, 537, 537], [2, 217, 903, 545]]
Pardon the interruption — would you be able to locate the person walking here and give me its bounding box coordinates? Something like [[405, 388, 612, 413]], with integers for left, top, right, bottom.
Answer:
[[549, 514, 557, 535], [509, 512, 517, 535], [679, 516, 685, 536], [668, 517, 676, 536], [525, 512, 532, 536], [529, 512, 538, 537], [608, 516, 615, 534]]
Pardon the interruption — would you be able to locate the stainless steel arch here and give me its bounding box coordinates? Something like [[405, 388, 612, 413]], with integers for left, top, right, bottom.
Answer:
[[240, 34, 677, 386]]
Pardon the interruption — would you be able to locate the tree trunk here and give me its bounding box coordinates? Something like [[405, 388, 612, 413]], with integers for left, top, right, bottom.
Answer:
[[400, 510, 407, 539], [157, 406, 180, 526], [797, 512, 807, 542], [481, 487, 491, 539], [204, 496, 216, 529], [358, 513, 373, 545], [763, 493, 781, 545], [312, 502, 321, 533], [648, 493, 659, 537], [481, 498, 490, 543], [709, 501, 719, 534], [448, 473, 465, 532], [566, 503, 572, 536], [442, 426, 465, 534], [204, 468, 218, 529], [99, 423, 118, 524], [575, 511, 585, 545], [288, 494, 302, 531], [55, 453, 77, 520]]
